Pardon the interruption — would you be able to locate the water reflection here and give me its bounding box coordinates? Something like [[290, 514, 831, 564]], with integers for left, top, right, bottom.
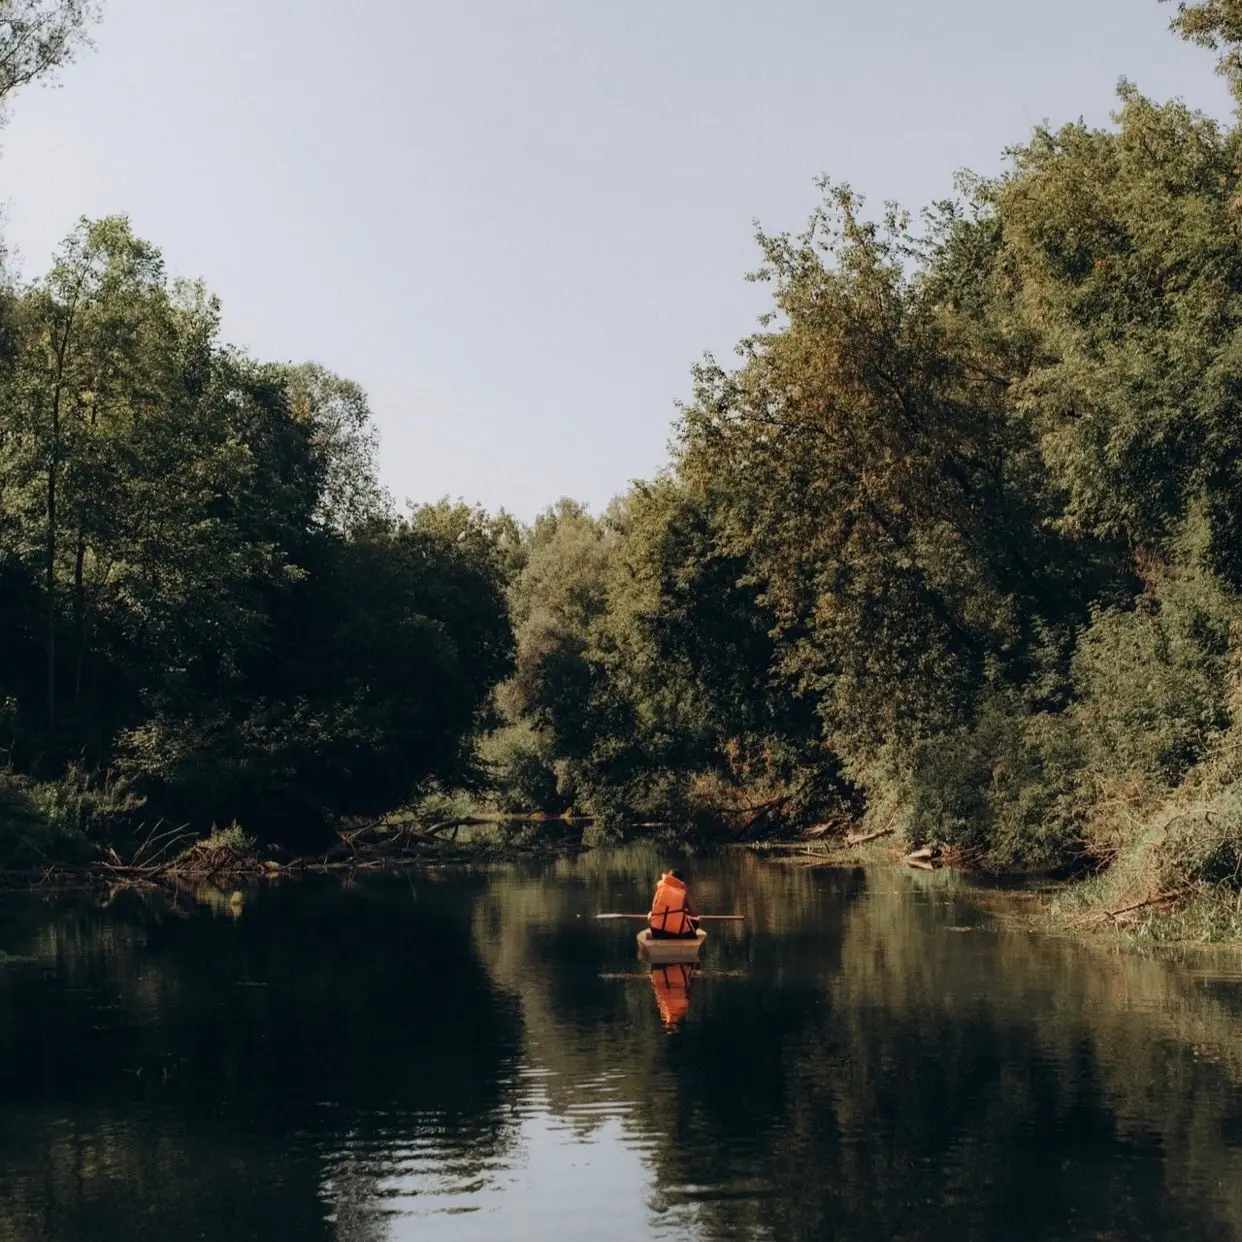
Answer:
[[649, 964, 695, 1031], [1, 848, 1242, 1241], [0, 875, 523, 1242]]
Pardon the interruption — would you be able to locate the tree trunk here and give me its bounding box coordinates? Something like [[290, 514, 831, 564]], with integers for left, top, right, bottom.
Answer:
[[72, 394, 98, 710], [73, 527, 86, 707], [45, 294, 82, 733], [45, 387, 58, 731]]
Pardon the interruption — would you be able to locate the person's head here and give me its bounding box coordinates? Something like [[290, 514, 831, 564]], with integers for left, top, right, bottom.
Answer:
[[669, 868, 684, 882]]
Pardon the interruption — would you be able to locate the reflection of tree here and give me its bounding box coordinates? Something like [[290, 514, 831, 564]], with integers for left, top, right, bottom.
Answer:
[[0, 878, 525, 1242], [471, 844, 867, 1145], [5, 856, 1242, 1242], [321, 1153, 389, 1242], [472, 850, 1242, 1242], [770, 872, 1242, 1242]]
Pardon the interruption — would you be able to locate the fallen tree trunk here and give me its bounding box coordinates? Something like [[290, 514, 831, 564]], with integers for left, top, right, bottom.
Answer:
[[846, 826, 894, 847]]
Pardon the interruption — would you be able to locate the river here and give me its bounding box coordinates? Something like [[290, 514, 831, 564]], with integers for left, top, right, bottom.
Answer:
[[2, 845, 1242, 1241]]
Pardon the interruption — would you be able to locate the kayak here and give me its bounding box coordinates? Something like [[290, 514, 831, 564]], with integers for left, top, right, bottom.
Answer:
[[636, 928, 707, 964]]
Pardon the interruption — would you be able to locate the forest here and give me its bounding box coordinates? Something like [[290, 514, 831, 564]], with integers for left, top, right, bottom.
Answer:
[[5, 1, 1242, 931]]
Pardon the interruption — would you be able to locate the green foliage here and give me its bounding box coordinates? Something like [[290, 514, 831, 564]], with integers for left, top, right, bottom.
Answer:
[[0, 215, 516, 854], [1071, 564, 1238, 789], [483, 479, 855, 833], [107, 504, 515, 843], [479, 722, 566, 814], [14, 0, 1242, 930], [0, 765, 113, 866], [191, 824, 253, 856], [0, 1, 100, 109], [1167, 0, 1242, 97], [992, 92, 1242, 572], [1161, 790, 1242, 889]]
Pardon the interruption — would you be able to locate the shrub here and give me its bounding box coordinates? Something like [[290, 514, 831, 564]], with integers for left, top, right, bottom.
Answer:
[[899, 693, 1083, 869], [0, 769, 97, 867], [1072, 568, 1237, 789], [479, 723, 567, 813], [1155, 789, 1242, 892]]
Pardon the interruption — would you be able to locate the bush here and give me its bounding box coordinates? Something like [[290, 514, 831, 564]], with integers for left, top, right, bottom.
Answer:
[[1155, 789, 1242, 892], [173, 823, 256, 872], [0, 769, 98, 867], [1072, 568, 1237, 789], [479, 723, 567, 813], [898, 693, 1083, 870]]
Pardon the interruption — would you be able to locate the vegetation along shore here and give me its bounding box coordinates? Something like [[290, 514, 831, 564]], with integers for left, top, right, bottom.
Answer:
[[4, 1, 1242, 940]]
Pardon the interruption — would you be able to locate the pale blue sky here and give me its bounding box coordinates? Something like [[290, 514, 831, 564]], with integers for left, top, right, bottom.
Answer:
[[0, 0, 1230, 520]]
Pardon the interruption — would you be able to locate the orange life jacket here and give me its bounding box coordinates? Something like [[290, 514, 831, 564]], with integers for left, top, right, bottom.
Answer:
[[649, 872, 693, 935], [650, 964, 693, 1027]]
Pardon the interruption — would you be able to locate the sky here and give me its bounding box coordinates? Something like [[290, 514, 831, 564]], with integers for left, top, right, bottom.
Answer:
[[0, 0, 1232, 521]]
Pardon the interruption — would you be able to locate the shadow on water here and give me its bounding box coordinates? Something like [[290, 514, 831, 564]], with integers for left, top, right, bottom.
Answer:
[[2, 844, 1242, 1241], [0, 874, 523, 1242]]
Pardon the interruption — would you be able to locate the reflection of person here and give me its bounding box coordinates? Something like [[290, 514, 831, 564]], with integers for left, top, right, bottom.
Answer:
[[650, 963, 694, 1029], [648, 869, 700, 939]]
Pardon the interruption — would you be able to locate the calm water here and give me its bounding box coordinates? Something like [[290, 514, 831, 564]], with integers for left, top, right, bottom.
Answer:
[[3, 846, 1242, 1242]]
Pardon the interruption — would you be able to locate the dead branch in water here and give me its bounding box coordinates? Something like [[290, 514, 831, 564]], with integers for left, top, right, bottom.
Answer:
[[1105, 888, 1190, 921], [130, 820, 195, 868]]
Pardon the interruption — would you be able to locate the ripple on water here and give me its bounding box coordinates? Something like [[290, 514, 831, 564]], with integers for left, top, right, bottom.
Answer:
[[319, 1099, 668, 1241]]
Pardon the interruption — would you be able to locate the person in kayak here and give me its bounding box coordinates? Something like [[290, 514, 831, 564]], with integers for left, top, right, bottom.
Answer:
[[648, 869, 700, 939]]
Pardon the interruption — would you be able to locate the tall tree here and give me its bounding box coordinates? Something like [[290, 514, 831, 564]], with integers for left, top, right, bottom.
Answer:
[[7, 218, 168, 731]]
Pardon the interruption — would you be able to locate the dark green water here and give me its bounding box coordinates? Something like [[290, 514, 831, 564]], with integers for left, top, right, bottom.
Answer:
[[3, 846, 1242, 1242]]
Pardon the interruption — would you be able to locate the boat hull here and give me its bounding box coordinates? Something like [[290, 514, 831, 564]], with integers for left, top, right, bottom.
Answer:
[[637, 928, 707, 964]]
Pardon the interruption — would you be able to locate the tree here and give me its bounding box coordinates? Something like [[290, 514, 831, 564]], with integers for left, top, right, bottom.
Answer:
[[284, 362, 389, 534], [678, 187, 1041, 772], [3, 217, 171, 733], [0, 0, 100, 112], [1167, 0, 1242, 98], [119, 506, 515, 838]]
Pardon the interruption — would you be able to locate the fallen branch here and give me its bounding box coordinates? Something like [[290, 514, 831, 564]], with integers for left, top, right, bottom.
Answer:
[[425, 817, 489, 838], [1105, 888, 1189, 920], [846, 826, 894, 847]]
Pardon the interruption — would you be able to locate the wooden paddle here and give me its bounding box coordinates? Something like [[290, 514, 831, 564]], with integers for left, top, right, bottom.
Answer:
[[594, 912, 745, 921]]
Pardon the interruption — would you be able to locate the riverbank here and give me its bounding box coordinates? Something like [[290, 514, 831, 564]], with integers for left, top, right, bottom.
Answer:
[[0, 818, 593, 893], [4, 772, 1241, 945], [753, 825, 1242, 946]]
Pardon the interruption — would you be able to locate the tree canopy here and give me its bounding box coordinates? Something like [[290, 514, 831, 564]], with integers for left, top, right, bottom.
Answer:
[[5, 0, 1242, 907]]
